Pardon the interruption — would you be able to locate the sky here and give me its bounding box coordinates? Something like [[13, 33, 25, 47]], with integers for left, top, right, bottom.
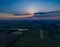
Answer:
[[0, 0, 60, 13], [0, 0, 60, 20]]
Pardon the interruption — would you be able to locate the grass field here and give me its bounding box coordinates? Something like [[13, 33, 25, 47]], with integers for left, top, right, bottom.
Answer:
[[0, 20, 60, 47], [11, 28, 60, 47]]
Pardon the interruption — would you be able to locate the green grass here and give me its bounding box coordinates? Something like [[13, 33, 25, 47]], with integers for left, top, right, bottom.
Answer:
[[11, 28, 60, 47], [8, 36, 60, 47]]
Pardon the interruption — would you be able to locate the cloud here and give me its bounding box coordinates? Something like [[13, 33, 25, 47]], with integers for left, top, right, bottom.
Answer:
[[0, 13, 60, 20], [33, 16, 60, 20], [0, 13, 34, 19]]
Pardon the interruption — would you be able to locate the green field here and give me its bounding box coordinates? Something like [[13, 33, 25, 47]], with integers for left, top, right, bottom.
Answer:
[[0, 21, 60, 47], [11, 28, 60, 47]]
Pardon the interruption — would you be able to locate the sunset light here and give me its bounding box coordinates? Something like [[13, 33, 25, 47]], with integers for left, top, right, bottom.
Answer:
[[0, 0, 60, 47], [29, 10, 35, 13]]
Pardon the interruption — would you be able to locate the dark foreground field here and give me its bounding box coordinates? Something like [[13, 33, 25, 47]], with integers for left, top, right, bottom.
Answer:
[[0, 20, 60, 47]]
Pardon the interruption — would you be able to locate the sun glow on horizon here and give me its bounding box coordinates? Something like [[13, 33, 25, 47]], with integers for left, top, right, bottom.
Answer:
[[29, 10, 36, 14], [0, 13, 34, 19], [27, 5, 37, 14]]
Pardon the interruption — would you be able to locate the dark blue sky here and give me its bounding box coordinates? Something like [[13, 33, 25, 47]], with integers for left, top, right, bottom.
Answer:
[[0, 0, 60, 13]]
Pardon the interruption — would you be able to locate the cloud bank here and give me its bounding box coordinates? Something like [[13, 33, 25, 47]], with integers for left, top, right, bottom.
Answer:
[[0, 13, 34, 20], [0, 13, 60, 20]]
